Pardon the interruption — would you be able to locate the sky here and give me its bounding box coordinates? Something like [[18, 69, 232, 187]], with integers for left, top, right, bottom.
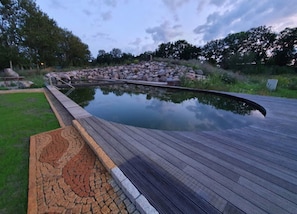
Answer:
[[34, 0, 297, 57]]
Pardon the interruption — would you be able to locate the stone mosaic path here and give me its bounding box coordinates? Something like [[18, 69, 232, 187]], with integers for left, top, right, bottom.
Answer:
[[28, 126, 136, 214]]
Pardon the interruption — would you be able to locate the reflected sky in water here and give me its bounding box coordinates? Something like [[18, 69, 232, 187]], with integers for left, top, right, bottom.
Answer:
[[71, 86, 265, 131]]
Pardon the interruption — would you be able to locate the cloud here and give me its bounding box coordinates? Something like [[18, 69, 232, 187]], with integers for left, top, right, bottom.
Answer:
[[209, 0, 232, 7], [49, 0, 67, 10], [194, 0, 297, 42], [146, 21, 183, 43], [103, 0, 117, 7], [130, 38, 142, 46], [101, 11, 112, 21], [173, 24, 182, 29], [83, 9, 92, 16], [161, 0, 191, 21], [162, 0, 190, 11], [92, 32, 116, 42]]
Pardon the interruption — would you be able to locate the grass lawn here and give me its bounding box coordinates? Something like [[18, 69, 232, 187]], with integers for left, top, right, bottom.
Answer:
[[181, 73, 297, 99], [0, 92, 60, 213]]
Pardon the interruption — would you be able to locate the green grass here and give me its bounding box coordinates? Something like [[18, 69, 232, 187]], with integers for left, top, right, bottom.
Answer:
[[0, 92, 60, 214], [181, 73, 297, 99], [171, 59, 297, 99]]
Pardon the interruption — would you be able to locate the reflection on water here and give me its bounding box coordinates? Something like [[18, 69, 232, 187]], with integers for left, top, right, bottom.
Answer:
[[63, 84, 264, 131]]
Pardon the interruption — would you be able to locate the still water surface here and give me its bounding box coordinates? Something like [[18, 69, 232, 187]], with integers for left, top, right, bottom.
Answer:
[[64, 84, 264, 131]]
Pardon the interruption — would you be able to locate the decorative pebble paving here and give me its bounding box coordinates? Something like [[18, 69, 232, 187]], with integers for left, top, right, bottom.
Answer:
[[29, 126, 134, 214]]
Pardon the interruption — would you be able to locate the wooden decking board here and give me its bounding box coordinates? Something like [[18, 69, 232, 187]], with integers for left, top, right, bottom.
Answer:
[[223, 128, 297, 160], [126, 126, 233, 212], [86, 117, 220, 213], [171, 131, 297, 194], [148, 129, 297, 203], [249, 124, 297, 141], [90, 122, 186, 213], [248, 117, 297, 138], [250, 124, 297, 139], [207, 130, 297, 173], [223, 202, 246, 214], [123, 123, 240, 182], [195, 131, 297, 179], [218, 126, 297, 150], [138, 130, 278, 213], [184, 166, 289, 214], [223, 127, 297, 153], [91, 117, 222, 213], [78, 118, 126, 165], [238, 177, 297, 213], [82, 117, 136, 165], [120, 157, 188, 214], [79, 117, 183, 213], [138, 127, 241, 183], [142, 131, 291, 213], [169, 130, 297, 204], [119, 124, 189, 170], [121, 156, 218, 214]]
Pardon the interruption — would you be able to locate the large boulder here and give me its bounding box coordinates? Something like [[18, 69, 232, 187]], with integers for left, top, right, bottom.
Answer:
[[3, 68, 19, 78]]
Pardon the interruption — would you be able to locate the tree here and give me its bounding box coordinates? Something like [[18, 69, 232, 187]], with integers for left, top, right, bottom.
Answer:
[[244, 26, 276, 64], [272, 27, 297, 66], [0, 0, 91, 69], [21, 2, 62, 67], [58, 29, 90, 66], [0, 0, 26, 68], [201, 26, 276, 69], [201, 39, 225, 65], [96, 49, 112, 65], [172, 40, 200, 60], [154, 40, 200, 60], [154, 42, 172, 58]]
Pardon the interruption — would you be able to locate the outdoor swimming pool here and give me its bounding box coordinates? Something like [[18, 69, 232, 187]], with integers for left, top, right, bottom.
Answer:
[[63, 84, 265, 131]]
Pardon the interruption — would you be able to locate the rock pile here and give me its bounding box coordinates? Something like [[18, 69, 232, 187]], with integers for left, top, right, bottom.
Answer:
[[0, 68, 34, 88], [46, 61, 206, 85]]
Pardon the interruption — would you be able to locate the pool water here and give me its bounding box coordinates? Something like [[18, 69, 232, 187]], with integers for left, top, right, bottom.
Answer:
[[63, 84, 264, 131]]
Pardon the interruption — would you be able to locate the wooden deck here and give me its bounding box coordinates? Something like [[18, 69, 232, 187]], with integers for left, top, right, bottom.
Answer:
[[47, 85, 297, 214]]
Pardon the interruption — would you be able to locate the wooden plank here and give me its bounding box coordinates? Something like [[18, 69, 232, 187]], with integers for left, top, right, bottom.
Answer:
[[90, 117, 221, 213], [221, 128, 297, 160], [137, 127, 241, 182], [195, 131, 297, 179], [208, 129, 297, 172], [174, 131, 297, 192], [80, 118, 191, 213], [78, 117, 131, 165], [117, 124, 229, 212], [238, 177, 297, 213], [184, 166, 289, 214], [152, 130, 297, 203], [134, 129, 293, 213]]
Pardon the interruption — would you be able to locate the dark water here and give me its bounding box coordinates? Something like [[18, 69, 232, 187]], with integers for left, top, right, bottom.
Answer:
[[63, 84, 264, 131]]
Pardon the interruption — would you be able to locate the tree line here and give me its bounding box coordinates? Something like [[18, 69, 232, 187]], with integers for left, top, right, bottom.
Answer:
[[0, 0, 90, 70], [1, 0, 296, 72], [95, 26, 296, 72], [200, 26, 297, 70]]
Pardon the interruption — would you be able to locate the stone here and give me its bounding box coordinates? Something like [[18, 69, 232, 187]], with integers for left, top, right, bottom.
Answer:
[[135, 195, 159, 214], [167, 79, 180, 86], [159, 76, 167, 82], [45, 61, 207, 85], [121, 179, 140, 203], [196, 69, 204, 75], [19, 81, 34, 88], [266, 79, 278, 91], [157, 69, 166, 76], [4, 68, 19, 77]]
